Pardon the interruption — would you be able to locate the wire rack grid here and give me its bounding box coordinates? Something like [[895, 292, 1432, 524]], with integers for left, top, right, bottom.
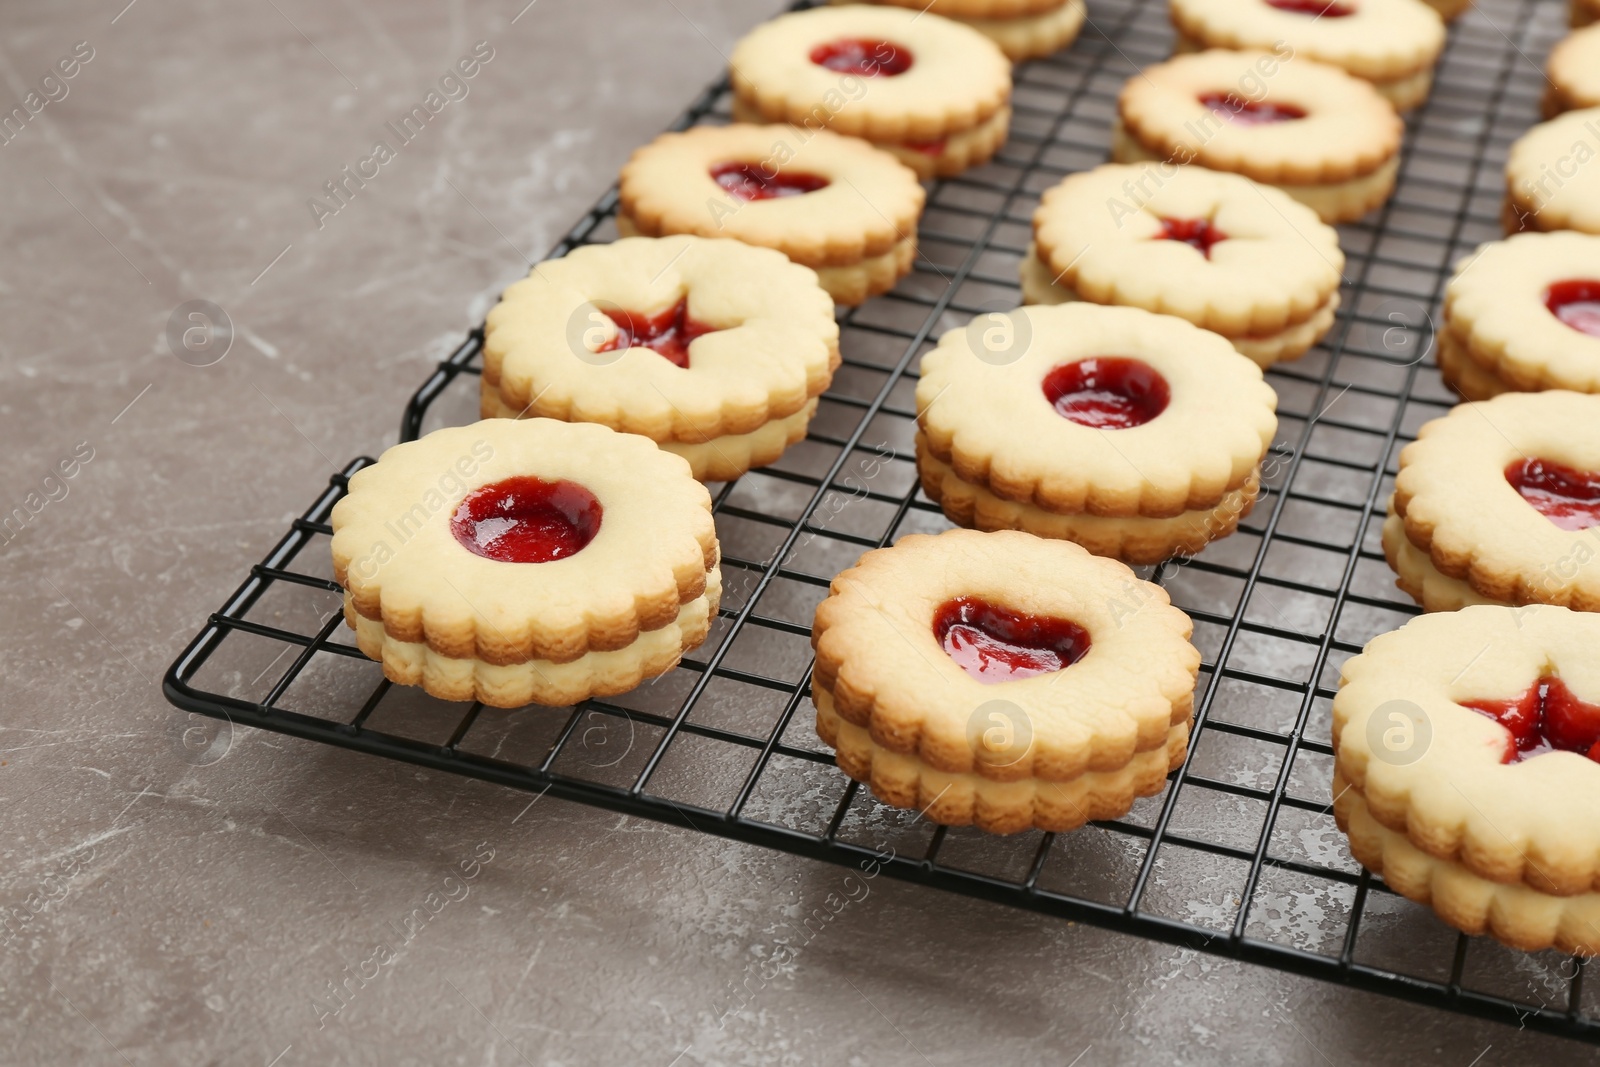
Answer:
[[165, 0, 1600, 1044]]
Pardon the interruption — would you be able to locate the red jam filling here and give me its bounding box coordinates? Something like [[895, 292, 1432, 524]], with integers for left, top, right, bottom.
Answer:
[[711, 162, 830, 202], [905, 139, 947, 156], [933, 597, 1090, 684], [450, 476, 602, 563], [1264, 0, 1356, 15], [1544, 279, 1600, 338], [1042, 358, 1171, 429], [1461, 677, 1600, 764], [1158, 217, 1228, 258], [595, 297, 718, 368], [809, 38, 913, 76], [1506, 459, 1600, 532], [1199, 92, 1308, 126]]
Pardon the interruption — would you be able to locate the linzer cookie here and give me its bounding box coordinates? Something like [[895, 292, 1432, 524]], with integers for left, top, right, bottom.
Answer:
[[1504, 108, 1600, 236], [1114, 50, 1403, 223], [1575, 0, 1600, 26], [728, 5, 1012, 179], [1420, 0, 1469, 17], [1545, 25, 1600, 117], [618, 123, 924, 305], [1332, 605, 1600, 953], [481, 236, 839, 482], [1169, 0, 1445, 110], [828, 0, 1087, 61], [330, 420, 720, 708], [1026, 162, 1343, 367], [915, 303, 1278, 563], [812, 529, 1200, 834], [1383, 391, 1600, 613], [1440, 232, 1600, 399]]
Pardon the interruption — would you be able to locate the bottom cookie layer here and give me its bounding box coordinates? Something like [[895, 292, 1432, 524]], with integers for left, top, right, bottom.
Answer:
[[615, 211, 914, 306], [917, 436, 1259, 564], [482, 381, 818, 483], [816, 686, 1190, 835], [347, 569, 721, 707], [1019, 243, 1338, 367], [1435, 328, 1513, 402], [1381, 508, 1507, 612], [1111, 119, 1400, 225], [1335, 774, 1600, 955], [731, 95, 1010, 181]]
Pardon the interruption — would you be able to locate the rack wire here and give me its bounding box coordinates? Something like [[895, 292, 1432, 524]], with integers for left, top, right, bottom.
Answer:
[[165, 0, 1600, 1043]]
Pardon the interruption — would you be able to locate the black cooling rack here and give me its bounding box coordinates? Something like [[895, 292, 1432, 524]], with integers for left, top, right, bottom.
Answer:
[[165, 0, 1600, 1044]]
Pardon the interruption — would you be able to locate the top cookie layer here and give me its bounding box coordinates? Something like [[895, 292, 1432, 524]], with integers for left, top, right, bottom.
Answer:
[[729, 6, 1012, 141], [330, 420, 717, 665], [916, 302, 1279, 517], [1506, 107, 1600, 234], [864, 0, 1067, 16], [1445, 232, 1600, 394], [1119, 50, 1403, 185], [619, 124, 924, 269], [1333, 605, 1600, 895], [1547, 24, 1600, 113], [1033, 162, 1343, 337], [1170, 0, 1445, 81], [1393, 391, 1600, 611], [484, 236, 839, 442], [813, 529, 1200, 780]]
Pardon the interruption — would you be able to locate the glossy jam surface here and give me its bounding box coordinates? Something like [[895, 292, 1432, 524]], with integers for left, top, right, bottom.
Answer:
[[595, 297, 719, 368], [1042, 358, 1171, 429], [933, 597, 1090, 684], [809, 38, 913, 76], [1264, 0, 1356, 15], [1545, 279, 1600, 338], [1158, 217, 1228, 258], [1461, 677, 1600, 764], [1200, 91, 1308, 126], [450, 477, 602, 563], [1506, 459, 1600, 532], [711, 162, 830, 202]]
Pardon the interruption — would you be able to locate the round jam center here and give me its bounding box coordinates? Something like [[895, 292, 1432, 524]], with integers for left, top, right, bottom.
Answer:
[[711, 162, 830, 202], [809, 38, 913, 76], [1158, 217, 1228, 258], [1506, 459, 1600, 532], [933, 597, 1090, 684], [1461, 677, 1600, 764], [597, 297, 718, 368], [450, 476, 602, 563], [1545, 279, 1600, 338], [1042, 357, 1171, 429], [1199, 92, 1308, 126], [1264, 0, 1356, 15]]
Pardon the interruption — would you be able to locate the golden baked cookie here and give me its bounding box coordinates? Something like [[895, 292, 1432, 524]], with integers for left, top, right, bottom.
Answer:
[[1574, 0, 1600, 27], [617, 123, 924, 305], [812, 529, 1200, 834], [330, 419, 720, 707], [831, 0, 1086, 61], [1335, 771, 1600, 955], [1387, 391, 1600, 612], [1026, 162, 1343, 367], [917, 302, 1278, 521], [1442, 232, 1600, 396], [1545, 25, 1600, 117], [1169, 0, 1445, 110], [1332, 605, 1600, 908], [481, 236, 839, 482], [728, 5, 1012, 178], [1114, 50, 1404, 223], [1434, 327, 1510, 402], [1419, 0, 1470, 18], [1504, 107, 1600, 236]]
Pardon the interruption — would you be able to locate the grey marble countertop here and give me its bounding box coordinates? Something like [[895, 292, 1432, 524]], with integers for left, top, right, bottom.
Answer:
[[1, 0, 1592, 1063]]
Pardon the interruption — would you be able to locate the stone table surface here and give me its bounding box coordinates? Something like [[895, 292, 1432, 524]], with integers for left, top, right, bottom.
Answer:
[[0, 0, 1592, 1064]]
